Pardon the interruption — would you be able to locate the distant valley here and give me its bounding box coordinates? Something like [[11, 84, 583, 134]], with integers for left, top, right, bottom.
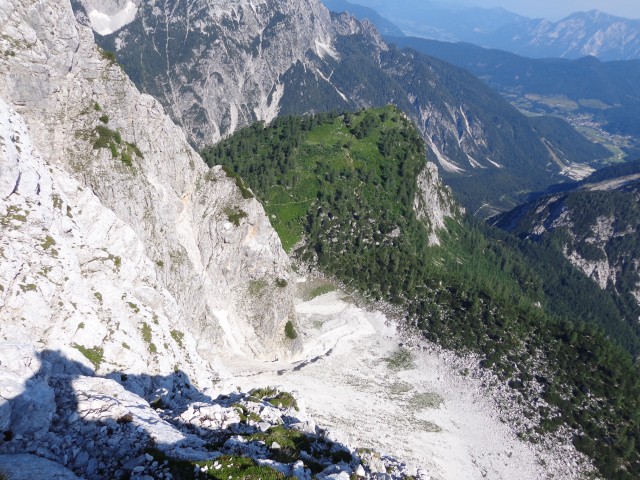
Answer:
[[388, 36, 640, 161]]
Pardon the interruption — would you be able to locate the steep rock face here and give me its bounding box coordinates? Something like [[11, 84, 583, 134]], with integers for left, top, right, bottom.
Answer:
[[413, 163, 458, 245], [0, 99, 213, 385], [87, 0, 335, 145], [0, 0, 296, 362]]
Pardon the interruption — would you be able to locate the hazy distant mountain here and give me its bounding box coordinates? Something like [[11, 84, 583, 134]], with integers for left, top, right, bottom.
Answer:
[[348, 0, 526, 43], [348, 1, 640, 60], [492, 10, 640, 60]]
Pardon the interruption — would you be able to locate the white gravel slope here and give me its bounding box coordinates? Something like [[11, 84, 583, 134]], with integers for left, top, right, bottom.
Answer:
[[221, 290, 592, 480]]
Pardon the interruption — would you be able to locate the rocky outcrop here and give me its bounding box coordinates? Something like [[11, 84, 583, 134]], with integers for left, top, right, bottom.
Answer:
[[0, 346, 417, 480], [414, 163, 458, 245], [0, 0, 297, 364]]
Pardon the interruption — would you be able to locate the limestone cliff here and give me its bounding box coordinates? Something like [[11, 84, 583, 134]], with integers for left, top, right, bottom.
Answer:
[[0, 0, 297, 368]]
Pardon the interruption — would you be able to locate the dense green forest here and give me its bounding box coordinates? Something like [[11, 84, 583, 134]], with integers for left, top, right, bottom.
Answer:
[[494, 164, 640, 350], [202, 107, 640, 479]]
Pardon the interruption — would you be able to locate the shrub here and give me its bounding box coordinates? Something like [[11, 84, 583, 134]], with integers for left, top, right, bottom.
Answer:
[[99, 48, 118, 65], [141, 323, 151, 341], [171, 330, 184, 348], [285, 320, 297, 340], [224, 206, 248, 226]]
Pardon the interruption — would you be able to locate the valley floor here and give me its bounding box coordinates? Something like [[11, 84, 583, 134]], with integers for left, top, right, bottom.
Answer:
[[220, 288, 592, 480]]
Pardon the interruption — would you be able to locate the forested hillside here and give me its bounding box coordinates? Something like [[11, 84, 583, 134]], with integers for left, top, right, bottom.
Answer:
[[494, 160, 640, 340], [203, 107, 640, 479]]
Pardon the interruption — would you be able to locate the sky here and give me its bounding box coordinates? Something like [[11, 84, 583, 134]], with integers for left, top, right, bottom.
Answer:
[[463, 0, 640, 20]]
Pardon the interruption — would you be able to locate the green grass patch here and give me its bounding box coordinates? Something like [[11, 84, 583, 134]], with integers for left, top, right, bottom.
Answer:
[[248, 425, 314, 465], [305, 283, 336, 300], [222, 166, 254, 199], [384, 348, 415, 371], [408, 392, 444, 409], [233, 404, 262, 423], [146, 449, 291, 480], [19, 284, 37, 293], [248, 279, 269, 297], [73, 344, 104, 371], [41, 236, 56, 250], [250, 388, 299, 411]]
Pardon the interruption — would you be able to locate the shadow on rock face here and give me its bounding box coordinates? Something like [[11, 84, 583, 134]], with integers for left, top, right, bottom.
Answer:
[[0, 348, 375, 480]]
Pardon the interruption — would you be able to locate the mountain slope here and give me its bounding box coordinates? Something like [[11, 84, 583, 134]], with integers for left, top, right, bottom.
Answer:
[[203, 108, 640, 479], [494, 160, 640, 331], [280, 22, 609, 213], [0, 0, 297, 369], [91, 0, 609, 213], [76, 0, 335, 145], [390, 35, 640, 156]]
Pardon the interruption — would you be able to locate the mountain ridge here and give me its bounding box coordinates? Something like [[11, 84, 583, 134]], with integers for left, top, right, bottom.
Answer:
[[93, 0, 609, 213]]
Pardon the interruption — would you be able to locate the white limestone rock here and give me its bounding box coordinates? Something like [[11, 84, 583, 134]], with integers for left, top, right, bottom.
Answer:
[[0, 0, 297, 366], [0, 454, 82, 479]]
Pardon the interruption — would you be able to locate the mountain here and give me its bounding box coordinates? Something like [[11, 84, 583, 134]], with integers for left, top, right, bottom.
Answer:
[[321, 0, 404, 37], [88, 0, 609, 213], [389, 36, 640, 158], [490, 10, 640, 61], [345, 1, 640, 60], [494, 160, 640, 328], [203, 107, 640, 479], [3, 1, 640, 479], [336, 0, 526, 43]]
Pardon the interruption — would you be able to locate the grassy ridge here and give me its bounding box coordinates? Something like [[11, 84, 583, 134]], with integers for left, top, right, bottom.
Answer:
[[202, 107, 640, 478]]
